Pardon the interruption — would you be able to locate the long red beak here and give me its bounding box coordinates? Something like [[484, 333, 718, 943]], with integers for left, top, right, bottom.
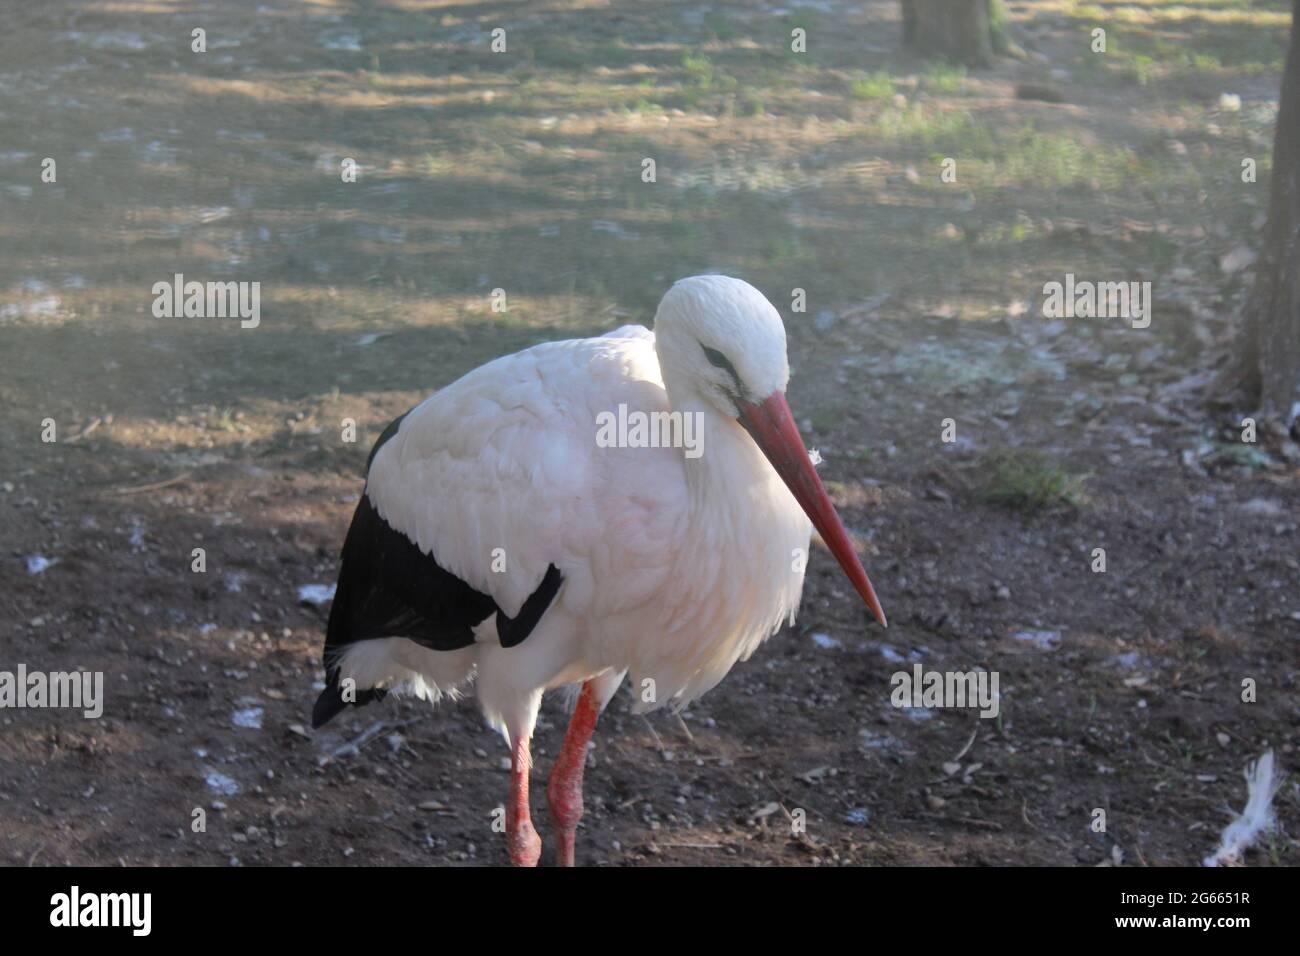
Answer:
[[737, 391, 888, 628]]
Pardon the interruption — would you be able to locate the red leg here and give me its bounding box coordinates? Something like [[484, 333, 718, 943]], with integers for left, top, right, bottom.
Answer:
[[546, 680, 601, 867], [506, 733, 541, 867]]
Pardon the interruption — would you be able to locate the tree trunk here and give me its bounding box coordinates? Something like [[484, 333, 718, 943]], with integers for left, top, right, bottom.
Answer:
[[901, 0, 995, 66], [1231, 0, 1300, 429]]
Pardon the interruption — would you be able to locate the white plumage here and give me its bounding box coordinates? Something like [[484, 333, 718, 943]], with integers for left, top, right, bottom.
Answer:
[[317, 275, 886, 865]]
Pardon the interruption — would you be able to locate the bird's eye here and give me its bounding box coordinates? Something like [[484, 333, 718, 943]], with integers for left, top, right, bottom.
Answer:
[[701, 344, 744, 400], [702, 345, 737, 376]]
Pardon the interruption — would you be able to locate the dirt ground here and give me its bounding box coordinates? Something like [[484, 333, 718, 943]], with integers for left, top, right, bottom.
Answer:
[[1, 0, 1297, 866]]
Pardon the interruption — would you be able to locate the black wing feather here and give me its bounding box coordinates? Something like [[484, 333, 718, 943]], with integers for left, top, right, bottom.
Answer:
[[312, 414, 564, 727]]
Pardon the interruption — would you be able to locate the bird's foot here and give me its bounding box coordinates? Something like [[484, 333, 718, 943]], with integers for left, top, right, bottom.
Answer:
[[507, 818, 542, 867]]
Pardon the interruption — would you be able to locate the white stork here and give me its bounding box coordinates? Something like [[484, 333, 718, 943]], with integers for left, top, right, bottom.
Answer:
[[312, 275, 887, 866]]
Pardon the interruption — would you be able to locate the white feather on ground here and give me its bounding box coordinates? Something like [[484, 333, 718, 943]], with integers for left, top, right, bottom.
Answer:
[[1203, 750, 1281, 867]]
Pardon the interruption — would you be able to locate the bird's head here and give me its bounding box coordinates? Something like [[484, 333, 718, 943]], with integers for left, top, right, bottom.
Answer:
[[653, 274, 790, 419], [653, 275, 887, 628]]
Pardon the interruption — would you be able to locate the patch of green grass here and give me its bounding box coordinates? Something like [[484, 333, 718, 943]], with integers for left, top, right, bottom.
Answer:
[[849, 70, 895, 101], [732, 89, 766, 117], [212, 408, 238, 433], [675, 51, 775, 115], [977, 451, 1090, 511], [921, 60, 967, 93], [680, 52, 740, 105], [974, 216, 1037, 246], [628, 97, 665, 116], [1070, 7, 1288, 85], [1119, 51, 1158, 86], [867, 110, 1155, 193], [681, 52, 717, 89], [870, 107, 996, 153], [998, 129, 1103, 187], [625, 77, 666, 115]]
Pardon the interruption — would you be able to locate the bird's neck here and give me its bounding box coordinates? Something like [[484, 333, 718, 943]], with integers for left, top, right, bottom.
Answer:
[[671, 397, 768, 517]]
